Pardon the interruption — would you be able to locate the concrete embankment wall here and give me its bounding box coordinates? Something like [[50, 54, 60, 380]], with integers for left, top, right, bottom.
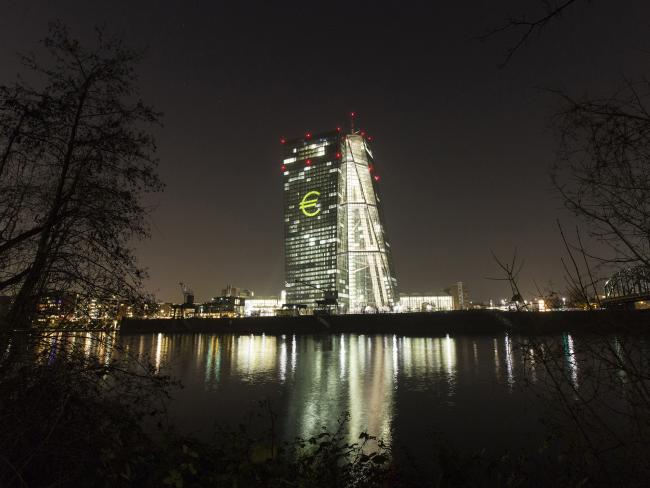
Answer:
[[121, 310, 650, 336]]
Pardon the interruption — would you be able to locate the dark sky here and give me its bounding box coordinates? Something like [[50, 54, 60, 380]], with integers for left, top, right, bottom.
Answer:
[[1, 1, 648, 303]]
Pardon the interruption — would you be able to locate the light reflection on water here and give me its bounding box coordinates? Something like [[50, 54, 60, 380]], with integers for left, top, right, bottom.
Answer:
[[38, 331, 589, 449], [121, 332, 533, 446]]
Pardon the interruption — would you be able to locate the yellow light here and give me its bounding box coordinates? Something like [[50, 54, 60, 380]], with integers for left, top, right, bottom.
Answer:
[[299, 190, 321, 217]]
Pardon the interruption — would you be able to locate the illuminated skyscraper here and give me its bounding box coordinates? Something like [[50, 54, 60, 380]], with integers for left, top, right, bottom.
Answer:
[[282, 126, 397, 313]]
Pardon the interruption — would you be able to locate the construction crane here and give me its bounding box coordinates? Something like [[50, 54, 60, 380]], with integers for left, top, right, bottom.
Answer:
[[178, 282, 194, 305]]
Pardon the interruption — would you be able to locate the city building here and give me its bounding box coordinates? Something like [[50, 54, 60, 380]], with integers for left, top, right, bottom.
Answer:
[[36, 293, 76, 325], [282, 126, 398, 313], [172, 288, 196, 318], [221, 285, 253, 299], [154, 302, 174, 319], [31, 293, 140, 326], [398, 294, 454, 312], [195, 285, 251, 318], [244, 291, 286, 316], [197, 296, 245, 318]]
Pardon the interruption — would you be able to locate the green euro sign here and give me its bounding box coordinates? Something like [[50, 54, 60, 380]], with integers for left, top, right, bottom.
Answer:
[[299, 191, 321, 217]]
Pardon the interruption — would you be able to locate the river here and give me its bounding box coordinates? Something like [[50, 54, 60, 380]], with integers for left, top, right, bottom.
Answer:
[[111, 332, 561, 455]]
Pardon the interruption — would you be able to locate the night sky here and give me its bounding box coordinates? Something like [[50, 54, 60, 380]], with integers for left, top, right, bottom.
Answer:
[[1, 1, 648, 303]]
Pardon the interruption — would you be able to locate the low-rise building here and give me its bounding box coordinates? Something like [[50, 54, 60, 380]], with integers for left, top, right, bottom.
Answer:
[[197, 296, 245, 318], [398, 294, 454, 312], [154, 302, 174, 319], [244, 291, 286, 316], [36, 293, 77, 325]]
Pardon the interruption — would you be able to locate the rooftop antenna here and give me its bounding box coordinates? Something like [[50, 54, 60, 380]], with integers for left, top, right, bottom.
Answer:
[[350, 111, 356, 134]]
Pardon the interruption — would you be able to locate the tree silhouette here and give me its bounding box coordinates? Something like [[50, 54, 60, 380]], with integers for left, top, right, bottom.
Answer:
[[0, 22, 163, 329]]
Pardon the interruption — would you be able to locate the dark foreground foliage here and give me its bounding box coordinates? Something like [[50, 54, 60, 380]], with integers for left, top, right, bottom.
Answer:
[[0, 333, 168, 486]]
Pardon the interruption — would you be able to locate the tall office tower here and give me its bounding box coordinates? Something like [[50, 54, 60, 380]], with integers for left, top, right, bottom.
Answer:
[[282, 127, 397, 313]]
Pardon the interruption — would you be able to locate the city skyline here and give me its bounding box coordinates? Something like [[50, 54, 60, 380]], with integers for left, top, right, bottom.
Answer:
[[2, 2, 649, 303]]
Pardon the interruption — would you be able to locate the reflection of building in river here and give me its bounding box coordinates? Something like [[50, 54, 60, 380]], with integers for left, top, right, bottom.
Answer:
[[283, 335, 458, 444], [106, 332, 589, 449], [562, 333, 579, 389], [232, 334, 278, 376], [35, 330, 119, 366]]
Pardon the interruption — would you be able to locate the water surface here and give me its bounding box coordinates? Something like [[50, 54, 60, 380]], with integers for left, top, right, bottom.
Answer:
[[118, 332, 550, 453]]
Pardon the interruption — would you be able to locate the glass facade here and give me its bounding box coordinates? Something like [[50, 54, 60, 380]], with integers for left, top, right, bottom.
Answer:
[[398, 294, 454, 312], [283, 130, 397, 312]]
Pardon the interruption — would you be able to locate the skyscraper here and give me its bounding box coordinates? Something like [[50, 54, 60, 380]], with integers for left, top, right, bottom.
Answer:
[[282, 126, 397, 313]]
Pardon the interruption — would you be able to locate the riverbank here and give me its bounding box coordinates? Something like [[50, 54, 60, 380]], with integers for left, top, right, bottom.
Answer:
[[120, 309, 650, 335]]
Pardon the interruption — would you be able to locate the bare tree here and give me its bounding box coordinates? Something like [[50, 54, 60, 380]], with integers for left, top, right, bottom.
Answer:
[[488, 249, 529, 310], [521, 330, 650, 486], [481, 0, 587, 67], [556, 219, 602, 308], [0, 22, 162, 330], [485, 1, 650, 286], [552, 82, 650, 272]]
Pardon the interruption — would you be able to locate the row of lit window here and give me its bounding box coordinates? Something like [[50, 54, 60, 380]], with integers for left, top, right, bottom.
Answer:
[[286, 231, 336, 242], [286, 255, 335, 264]]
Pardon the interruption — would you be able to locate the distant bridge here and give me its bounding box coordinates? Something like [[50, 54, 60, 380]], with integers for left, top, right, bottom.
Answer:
[[603, 265, 650, 310]]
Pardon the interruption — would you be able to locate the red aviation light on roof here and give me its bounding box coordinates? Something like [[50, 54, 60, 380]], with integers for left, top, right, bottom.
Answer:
[[305, 132, 312, 139], [367, 135, 373, 142], [280, 137, 286, 144], [336, 152, 341, 159], [350, 112, 356, 117], [305, 159, 312, 166], [360, 130, 366, 137], [374, 175, 380, 182], [281, 164, 286, 172], [368, 164, 374, 172], [336, 127, 341, 132]]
